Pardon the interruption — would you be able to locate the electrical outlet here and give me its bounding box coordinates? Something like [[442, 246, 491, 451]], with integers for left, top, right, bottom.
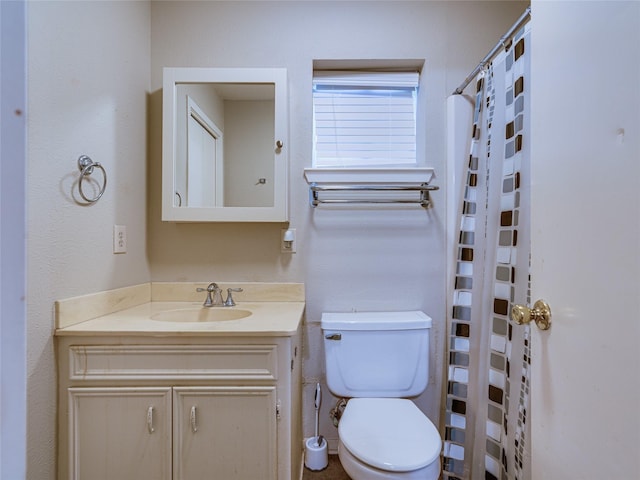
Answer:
[[113, 225, 127, 254]]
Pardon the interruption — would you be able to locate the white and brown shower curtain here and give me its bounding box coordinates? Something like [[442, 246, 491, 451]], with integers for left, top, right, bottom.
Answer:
[[443, 22, 531, 480]]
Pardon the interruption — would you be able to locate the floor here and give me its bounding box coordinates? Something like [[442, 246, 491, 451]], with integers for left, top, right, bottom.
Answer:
[[303, 455, 351, 480]]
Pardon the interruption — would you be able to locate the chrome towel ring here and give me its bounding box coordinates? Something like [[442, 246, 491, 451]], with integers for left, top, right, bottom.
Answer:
[[77, 155, 107, 203]]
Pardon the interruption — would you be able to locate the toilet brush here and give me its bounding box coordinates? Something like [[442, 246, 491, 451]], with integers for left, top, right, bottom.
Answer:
[[314, 382, 321, 445], [305, 382, 328, 470]]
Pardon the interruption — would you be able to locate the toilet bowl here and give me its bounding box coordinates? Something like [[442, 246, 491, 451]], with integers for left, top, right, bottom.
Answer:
[[337, 398, 441, 480]]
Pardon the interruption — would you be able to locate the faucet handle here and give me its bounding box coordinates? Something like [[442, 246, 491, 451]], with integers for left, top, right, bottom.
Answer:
[[196, 282, 219, 293], [224, 288, 243, 307]]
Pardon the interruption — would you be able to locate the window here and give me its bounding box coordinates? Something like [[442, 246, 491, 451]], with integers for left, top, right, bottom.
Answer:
[[312, 70, 419, 168]]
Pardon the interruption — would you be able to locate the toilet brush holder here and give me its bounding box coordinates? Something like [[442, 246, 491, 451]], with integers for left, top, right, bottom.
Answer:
[[304, 436, 328, 471]]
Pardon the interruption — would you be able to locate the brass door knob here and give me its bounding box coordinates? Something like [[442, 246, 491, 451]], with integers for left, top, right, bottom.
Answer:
[[511, 299, 552, 330]]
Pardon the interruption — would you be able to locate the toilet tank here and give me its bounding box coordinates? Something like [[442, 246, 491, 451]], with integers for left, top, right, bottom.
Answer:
[[321, 311, 432, 398]]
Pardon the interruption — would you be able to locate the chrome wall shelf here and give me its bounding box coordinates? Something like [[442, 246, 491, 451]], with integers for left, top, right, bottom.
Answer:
[[303, 168, 439, 209], [308, 183, 438, 208]]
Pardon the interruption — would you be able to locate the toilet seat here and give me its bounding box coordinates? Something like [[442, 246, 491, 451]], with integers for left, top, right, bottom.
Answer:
[[338, 398, 441, 472]]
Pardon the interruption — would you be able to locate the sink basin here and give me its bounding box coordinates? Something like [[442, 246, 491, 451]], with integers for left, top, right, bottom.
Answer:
[[151, 308, 252, 323]]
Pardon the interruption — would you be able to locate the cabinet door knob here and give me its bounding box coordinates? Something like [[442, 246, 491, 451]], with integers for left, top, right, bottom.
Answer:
[[147, 406, 155, 434], [190, 406, 198, 433]]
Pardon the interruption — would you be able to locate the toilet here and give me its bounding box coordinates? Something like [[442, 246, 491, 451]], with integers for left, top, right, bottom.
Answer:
[[321, 311, 442, 480]]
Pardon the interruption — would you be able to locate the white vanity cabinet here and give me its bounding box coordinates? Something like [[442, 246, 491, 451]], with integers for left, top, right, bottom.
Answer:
[[56, 334, 302, 480]]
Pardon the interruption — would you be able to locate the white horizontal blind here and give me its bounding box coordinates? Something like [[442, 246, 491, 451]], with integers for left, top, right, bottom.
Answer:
[[313, 71, 419, 168]]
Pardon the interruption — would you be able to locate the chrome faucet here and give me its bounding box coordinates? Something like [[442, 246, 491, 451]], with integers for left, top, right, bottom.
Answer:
[[196, 284, 243, 307], [196, 283, 224, 307]]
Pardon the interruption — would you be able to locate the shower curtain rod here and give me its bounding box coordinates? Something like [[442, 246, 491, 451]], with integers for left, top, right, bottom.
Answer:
[[452, 6, 531, 95]]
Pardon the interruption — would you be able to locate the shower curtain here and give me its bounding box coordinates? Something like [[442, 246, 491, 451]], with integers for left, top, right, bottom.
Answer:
[[443, 22, 531, 480]]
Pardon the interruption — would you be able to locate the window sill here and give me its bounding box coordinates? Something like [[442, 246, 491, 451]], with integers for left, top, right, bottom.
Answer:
[[303, 167, 435, 185]]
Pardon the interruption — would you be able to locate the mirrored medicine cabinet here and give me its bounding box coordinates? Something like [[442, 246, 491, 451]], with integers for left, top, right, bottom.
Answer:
[[162, 67, 288, 222]]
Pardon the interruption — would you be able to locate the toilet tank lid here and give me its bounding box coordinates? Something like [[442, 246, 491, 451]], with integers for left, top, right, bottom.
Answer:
[[321, 311, 432, 330]]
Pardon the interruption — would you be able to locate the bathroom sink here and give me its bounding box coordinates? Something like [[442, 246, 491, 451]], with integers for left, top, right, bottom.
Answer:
[[151, 307, 252, 323]]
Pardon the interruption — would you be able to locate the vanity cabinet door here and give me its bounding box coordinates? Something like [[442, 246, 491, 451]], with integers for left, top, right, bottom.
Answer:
[[173, 386, 277, 480], [68, 387, 172, 480]]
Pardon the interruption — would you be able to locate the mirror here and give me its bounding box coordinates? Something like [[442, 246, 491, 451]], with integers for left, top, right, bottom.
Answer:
[[162, 67, 288, 222]]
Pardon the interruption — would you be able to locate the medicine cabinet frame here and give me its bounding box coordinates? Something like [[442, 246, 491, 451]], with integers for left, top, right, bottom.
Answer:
[[162, 67, 289, 222]]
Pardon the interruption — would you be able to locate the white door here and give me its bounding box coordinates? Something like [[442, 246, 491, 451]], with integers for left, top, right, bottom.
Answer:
[[530, 2, 640, 478], [186, 96, 223, 207]]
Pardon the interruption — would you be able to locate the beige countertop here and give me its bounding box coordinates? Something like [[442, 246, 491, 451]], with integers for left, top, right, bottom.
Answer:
[[54, 282, 305, 337], [55, 301, 305, 337]]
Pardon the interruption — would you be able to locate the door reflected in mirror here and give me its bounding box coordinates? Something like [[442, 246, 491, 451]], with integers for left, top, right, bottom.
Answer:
[[162, 68, 288, 222], [175, 83, 275, 208]]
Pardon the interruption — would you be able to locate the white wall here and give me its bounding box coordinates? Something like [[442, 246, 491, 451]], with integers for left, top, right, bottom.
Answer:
[[27, 2, 151, 477], [149, 0, 528, 451], [224, 99, 275, 207], [0, 1, 27, 477]]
